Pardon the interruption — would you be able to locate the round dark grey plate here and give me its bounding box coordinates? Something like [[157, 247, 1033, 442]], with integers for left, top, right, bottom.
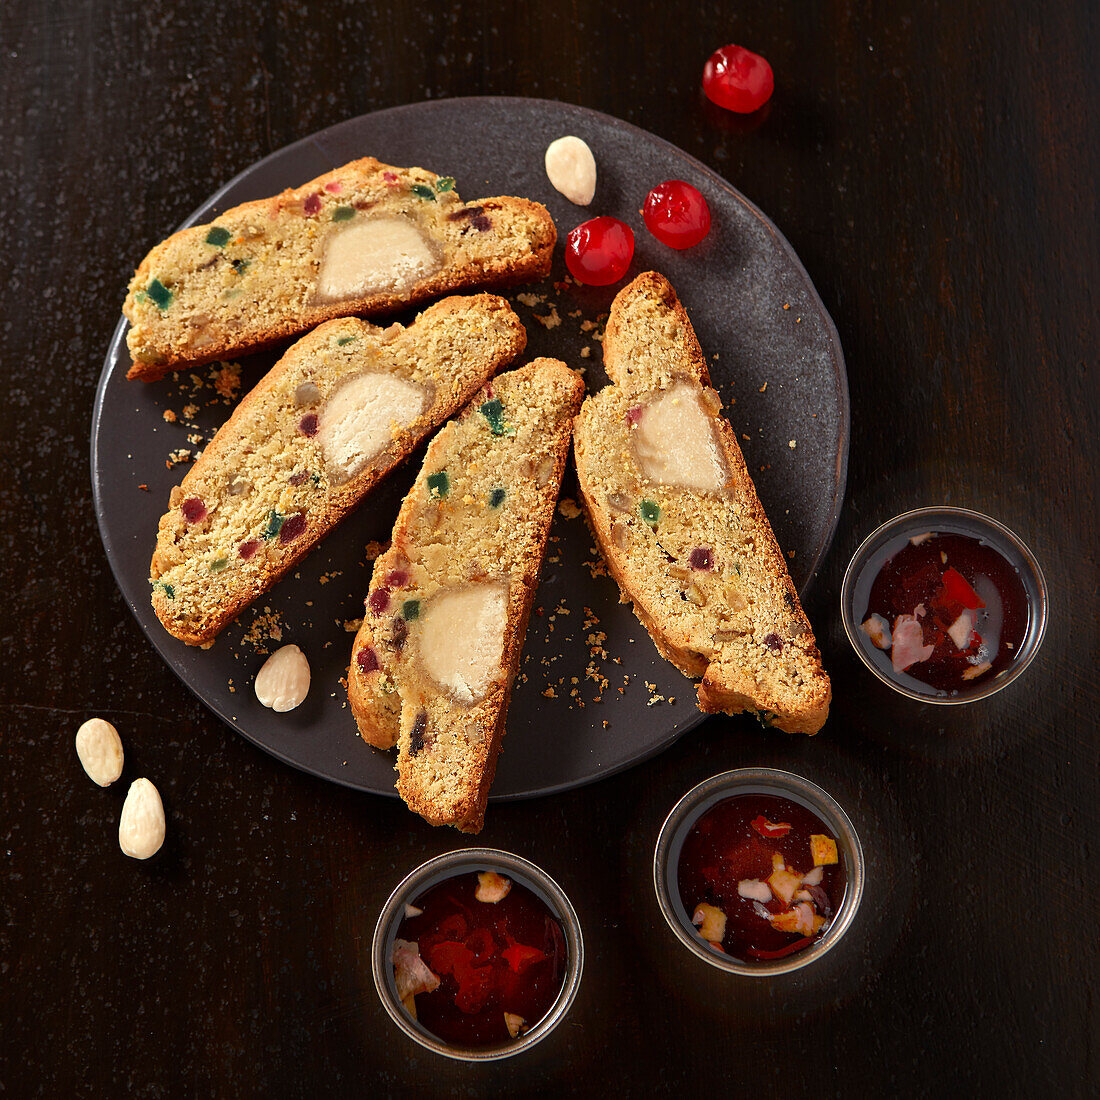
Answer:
[[91, 97, 848, 801]]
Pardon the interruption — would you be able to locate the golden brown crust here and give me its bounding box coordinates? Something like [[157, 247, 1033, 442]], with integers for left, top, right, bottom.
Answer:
[[124, 158, 555, 380], [347, 360, 585, 832], [149, 294, 527, 645], [573, 272, 831, 735]]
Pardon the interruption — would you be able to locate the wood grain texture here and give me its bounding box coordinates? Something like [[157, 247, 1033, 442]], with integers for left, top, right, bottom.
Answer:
[[0, 0, 1096, 1095]]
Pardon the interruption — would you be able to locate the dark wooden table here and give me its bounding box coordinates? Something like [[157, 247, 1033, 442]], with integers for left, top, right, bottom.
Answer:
[[2, 2, 1096, 1095]]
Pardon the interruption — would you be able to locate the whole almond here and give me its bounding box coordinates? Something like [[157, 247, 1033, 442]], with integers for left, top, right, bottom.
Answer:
[[254, 643, 311, 712], [118, 778, 166, 860], [75, 718, 124, 787], [545, 136, 597, 206]]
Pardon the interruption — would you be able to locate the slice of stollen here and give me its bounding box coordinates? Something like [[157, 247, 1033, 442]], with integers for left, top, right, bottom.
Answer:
[[149, 294, 526, 645], [348, 359, 585, 832], [124, 157, 555, 379], [572, 272, 831, 734]]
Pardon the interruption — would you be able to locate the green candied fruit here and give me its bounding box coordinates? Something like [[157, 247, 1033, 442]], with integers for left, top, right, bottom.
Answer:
[[489, 488, 506, 508], [332, 206, 355, 222], [146, 278, 173, 309], [261, 509, 286, 540], [205, 226, 231, 247], [401, 599, 420, 621], [410, 183, 436, 201], [154, 580, 176, 600], [427, 471, 449, 498], [208, 558, 228, 573], [434, 176, 455, 193], [231, 258, 250, 275], [480, 398, 512, 437], [336, 335, 357, 346], [639, 499, 661, 528]]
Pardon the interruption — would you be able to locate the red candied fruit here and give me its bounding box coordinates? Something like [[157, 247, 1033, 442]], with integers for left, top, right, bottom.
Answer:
[[368, 589, 390, 614], [278, 512, 307, 544], [644, 181, 712, 249], [288, 470, 310, 486], [356, 647, 379, 674], [303, 192, 322, 216], [763, 632, 784, 653], [625, 406, 643, 427], [565, 217, 634, 286], [702, 44, 774, 114], [298, 413, 319, 437], [501, 943, 545, 974], [386, 569, 409, 588], [324, 181, 342, 194], [181, 497, 207, 524], [238, 539, 259, 560], [689, 547, 714, 571]]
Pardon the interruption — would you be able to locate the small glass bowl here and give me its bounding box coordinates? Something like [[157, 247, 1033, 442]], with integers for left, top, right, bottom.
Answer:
[[372, 848, 584, 1061], [840, 506, 1048, 704], [653, 768, 865, 976]]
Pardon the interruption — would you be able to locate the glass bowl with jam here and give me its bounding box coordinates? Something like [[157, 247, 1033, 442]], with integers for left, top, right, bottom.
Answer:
[[372, 849, 583, 1060], [653, 769, 865, 975], [841, 507, 1048, 703]]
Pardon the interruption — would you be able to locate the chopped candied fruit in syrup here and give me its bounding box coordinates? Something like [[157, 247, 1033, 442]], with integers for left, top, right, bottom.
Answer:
[[396, 873, 567, 1048]]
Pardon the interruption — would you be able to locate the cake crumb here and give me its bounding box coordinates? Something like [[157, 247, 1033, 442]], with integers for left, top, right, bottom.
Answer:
[[580, 346, 592, 359], [558, 497, 581, 520], [212, 362, 242, 402], [162, 409, 178, 423], [166, 448, 192, 468], [182, 403, 199, 420], [343, 618, 363, 633], [534, 306, 561, 329], [788, 440, 797, 449], [759, 382, 768, 393], [364, 540, 389, 561], [138, 483, 149, 492]]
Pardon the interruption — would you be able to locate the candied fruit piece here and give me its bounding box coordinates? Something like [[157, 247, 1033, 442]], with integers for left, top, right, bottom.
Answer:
[[409, 710, 428, 756], [332, 205, 354, 222], [410, 183, 435, 201], [231, 258, 249, 275], [298, 413, 319, 437], [691, 902, 727, 943], [689, 547, 713, 571], [205, 226, 231, 247], [810, 835, 838, 865], [501, 943, 545, 973], [751, 815, 792, 838], [146, 278, 173, 309], [435, 176, 455, 192], [386, 569, 409, 587], [427, 471, 449, 498], [489, 488, 506, 508], [208, 558, 228, 573], [368, 589, 390, 614], [278, 512, 306, 544], [639, 499, 660, 528], [356, 647, 379, 674], [762, 633, 783, 653], [261, 510, 285, 541], [181, 497, 207, 524], [288, 470, 310, 486], [402, 599, 420, 621], [336, 335, 356, 346], [239, 540, 259, 560], [480, 398, 510, 436], [303, 192, 322, 216], [475, 871, 512, 903]]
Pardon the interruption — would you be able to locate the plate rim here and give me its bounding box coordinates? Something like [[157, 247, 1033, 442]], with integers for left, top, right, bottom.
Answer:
[[90, 96, 849, 801]]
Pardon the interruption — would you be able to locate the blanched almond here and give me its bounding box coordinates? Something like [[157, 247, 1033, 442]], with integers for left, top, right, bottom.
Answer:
[[118, 778, 165, 860], [544, 136, 596, 205], [75, 718, 124, 787], [254, 644, 311, 712]]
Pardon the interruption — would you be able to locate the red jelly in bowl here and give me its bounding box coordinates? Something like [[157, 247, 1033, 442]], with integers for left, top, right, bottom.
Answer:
[[392, 871, 567, 1048], [677, 793, 842, 961]]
